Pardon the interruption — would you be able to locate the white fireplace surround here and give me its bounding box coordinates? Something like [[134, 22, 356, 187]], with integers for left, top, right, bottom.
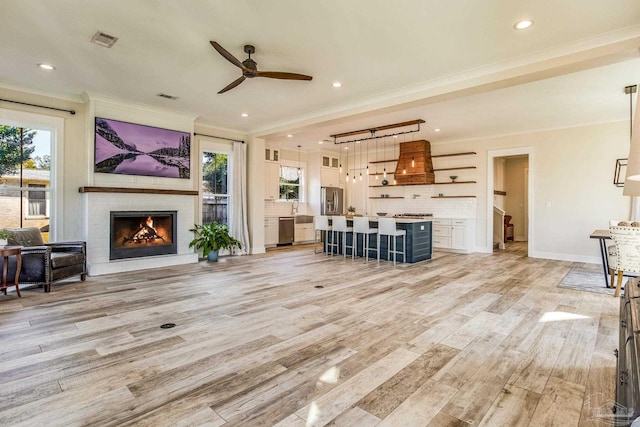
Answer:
[[84, 192, 198, 275]]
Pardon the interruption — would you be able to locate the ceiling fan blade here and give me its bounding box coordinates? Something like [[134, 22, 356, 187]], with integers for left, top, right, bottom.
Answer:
[[210, 41, 245, 70], [218, 76, 246, 94], [255, 71, 313, 81]]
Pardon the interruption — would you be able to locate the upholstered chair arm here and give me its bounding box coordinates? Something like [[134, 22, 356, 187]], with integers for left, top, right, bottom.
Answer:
[[46, 241, 86, 253], [14, 246, 52, 284]]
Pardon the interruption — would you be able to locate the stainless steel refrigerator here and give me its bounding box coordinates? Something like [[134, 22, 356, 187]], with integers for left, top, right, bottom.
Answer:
[[321, 187, 344, 215]]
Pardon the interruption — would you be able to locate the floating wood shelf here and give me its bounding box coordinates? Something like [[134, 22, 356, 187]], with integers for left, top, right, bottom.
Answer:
[[433, 181, 477, 185], [369, 180, 476, 188], [494, 190, 507, 196], [431, 152, 477, 158], [79, 186, 199, 196], [369, 197, 404, 199], [431, 195, 477, 198], [433, 166, 476, 171], [369, 172, 395, 176]]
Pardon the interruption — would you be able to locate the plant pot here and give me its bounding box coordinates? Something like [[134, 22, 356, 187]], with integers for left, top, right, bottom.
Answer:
[[0, 239, 6, 247], [207, 249, 219, 262]]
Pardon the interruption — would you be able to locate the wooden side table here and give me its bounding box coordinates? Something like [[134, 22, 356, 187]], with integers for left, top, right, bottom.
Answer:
[[1, 246, 22, 298]]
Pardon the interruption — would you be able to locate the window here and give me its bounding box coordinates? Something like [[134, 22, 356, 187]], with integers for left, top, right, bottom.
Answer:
[[279, 165, 303, 200], [201, 151, 229, 225], [0, 125, 52, 239], [28, 184, 47, 216]]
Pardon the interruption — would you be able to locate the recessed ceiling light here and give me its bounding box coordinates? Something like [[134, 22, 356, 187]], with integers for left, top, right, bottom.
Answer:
[[344, 147, 349, 150], [38, 63, 55, 70], [287, 134, 293, 138], [434, 128, 441, 132], [513, 19, 533, 30], [332, 82, 342, 88], [318, 140, 323, 144], [241, 113, 249, 117]]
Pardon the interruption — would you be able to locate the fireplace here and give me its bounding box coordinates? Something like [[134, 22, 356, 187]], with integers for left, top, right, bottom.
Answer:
[[110, 211, 177, 260]]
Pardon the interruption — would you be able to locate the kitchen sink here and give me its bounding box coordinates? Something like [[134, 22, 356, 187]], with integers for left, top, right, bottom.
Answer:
[[294, 215, 314, 224]]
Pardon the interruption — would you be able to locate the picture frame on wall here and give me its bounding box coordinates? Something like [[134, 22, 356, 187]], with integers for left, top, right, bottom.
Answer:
[[94, 117, 191, 179]]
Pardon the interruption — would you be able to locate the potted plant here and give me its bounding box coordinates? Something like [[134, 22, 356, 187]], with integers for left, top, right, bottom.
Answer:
[[0, 229, 9, 247], [189, 222, 242, 262], [347, 206, 356, 215]]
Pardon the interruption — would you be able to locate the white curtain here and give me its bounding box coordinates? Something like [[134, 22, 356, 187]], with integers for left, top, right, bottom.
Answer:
[[231, 141, 250, 254], [280, 165, 299, 181]]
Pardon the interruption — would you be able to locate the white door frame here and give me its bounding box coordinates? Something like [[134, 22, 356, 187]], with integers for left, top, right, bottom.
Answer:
[[486, 147, 534, 254], [0, 108, 64, 240]]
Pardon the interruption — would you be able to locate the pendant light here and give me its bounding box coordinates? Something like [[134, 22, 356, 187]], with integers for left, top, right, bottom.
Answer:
[[339, 143, 343, 174], [383, 137, 387, 178], [359, 141, 363, 181], [393, 138, 397, 185], [352, 141, 356, 183], [345, 144, 349, 182], [297, 145, 302, 176], [624, 85, 640, 192], [374, 139, 379, 180]]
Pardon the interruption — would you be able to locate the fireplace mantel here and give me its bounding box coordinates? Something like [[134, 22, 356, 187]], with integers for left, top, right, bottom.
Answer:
[[79, 186, 198, 196]]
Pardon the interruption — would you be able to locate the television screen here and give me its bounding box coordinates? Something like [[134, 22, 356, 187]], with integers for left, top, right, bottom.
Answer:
[[94, 117, 191, 179]]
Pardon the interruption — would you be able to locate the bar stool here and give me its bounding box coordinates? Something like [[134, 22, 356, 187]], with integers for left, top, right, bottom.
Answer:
[[352, 216, 378, 261], [329, 216, 353, 257], [314, 215, 332, 254], [377, 217, 406, 265]]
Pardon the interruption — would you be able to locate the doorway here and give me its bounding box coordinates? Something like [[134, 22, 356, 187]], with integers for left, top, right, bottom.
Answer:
[[487, 148, 534, 255]]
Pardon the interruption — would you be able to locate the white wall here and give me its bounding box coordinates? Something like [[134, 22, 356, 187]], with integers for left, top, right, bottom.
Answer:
[[452, 121, 630, 263]]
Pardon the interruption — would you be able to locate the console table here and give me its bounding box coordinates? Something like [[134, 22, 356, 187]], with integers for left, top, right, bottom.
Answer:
[[1, 246, 22, 297]]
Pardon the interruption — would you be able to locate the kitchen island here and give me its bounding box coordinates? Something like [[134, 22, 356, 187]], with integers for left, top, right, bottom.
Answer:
[[325, 217, 432, 263]]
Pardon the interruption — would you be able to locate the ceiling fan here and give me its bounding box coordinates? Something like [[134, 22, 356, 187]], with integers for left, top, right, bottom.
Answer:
[[210, 41, 313, 94]]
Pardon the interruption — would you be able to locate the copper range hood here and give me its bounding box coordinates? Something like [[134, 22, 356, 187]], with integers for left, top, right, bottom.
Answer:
[[394, 140, 435, 185]]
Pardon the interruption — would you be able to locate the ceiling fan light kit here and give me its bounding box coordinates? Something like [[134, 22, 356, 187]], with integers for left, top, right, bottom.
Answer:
[[210, 41, 313, 94]]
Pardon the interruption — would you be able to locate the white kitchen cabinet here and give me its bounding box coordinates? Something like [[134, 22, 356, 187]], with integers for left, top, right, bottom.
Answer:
[[264, 217, 279, 246], [294, 223, 315, 243], [451, 219, 467, 250], [321, 155, 341, 188], [432, 220, 452, 249], [432, 218, 475, 253], [264, 162, 280, 200], [321, 167, 340, 188], [265, 148, 279, 162]]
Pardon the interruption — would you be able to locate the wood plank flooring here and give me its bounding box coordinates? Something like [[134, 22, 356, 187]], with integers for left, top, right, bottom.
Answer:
[[0, 242, 621, 426]]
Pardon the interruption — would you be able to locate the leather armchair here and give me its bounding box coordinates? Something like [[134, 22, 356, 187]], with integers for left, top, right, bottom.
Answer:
[[1, 227, 86, 292]]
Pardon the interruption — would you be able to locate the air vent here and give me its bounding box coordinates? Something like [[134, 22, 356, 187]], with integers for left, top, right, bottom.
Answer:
[[157, 93, 179, 100], [90, 31, 118, 48]]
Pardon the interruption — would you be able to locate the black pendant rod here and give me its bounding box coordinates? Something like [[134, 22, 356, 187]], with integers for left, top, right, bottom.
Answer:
[[194, 132, 244, 144], [333, 124, 421, 145], [0, 98, 76, 115]]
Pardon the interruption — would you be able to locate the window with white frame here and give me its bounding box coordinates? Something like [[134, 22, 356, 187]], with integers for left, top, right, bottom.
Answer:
[[202, 151, 230, 225], [279, 165, 303, 200]]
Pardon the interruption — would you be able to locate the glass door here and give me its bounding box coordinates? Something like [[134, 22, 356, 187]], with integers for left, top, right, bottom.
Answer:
[[0, 125, 52, 240]]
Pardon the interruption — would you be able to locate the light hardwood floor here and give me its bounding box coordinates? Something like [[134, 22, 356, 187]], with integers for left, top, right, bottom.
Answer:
[[0, 243, 620, 426]]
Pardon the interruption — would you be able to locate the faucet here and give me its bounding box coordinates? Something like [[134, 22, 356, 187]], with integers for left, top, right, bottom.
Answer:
[[291, 200, 299, 215]]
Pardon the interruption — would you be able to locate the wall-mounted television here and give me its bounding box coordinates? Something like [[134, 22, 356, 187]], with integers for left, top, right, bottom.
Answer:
[[94, 117, 191, 179]]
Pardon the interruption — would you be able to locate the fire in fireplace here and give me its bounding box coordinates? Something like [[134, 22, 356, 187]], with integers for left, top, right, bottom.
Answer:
[[110, 211, 177, 260]]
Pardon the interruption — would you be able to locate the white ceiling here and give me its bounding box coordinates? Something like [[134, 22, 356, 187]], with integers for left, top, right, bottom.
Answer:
[[1, 1, 640, 151]]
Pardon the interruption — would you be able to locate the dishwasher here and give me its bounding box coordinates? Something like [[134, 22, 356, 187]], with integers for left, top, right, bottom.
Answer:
[[278, 217, 295, 245]]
